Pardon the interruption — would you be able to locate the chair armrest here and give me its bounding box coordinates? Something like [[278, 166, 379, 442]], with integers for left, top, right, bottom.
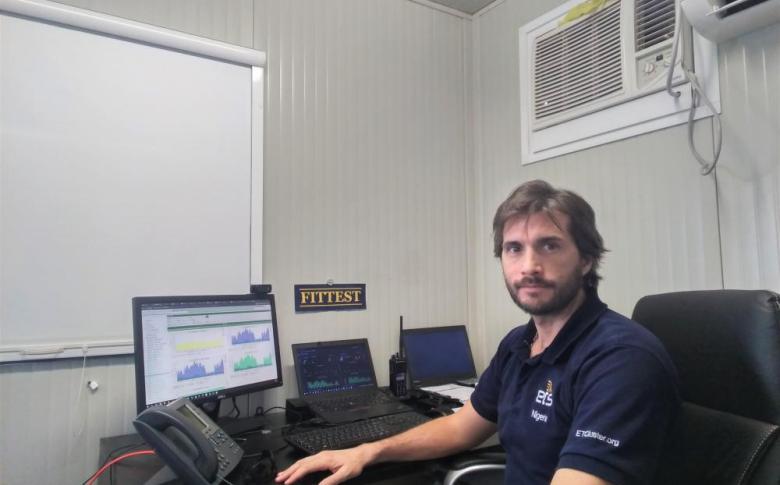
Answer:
[[439, 449, 506, 485], [443, 463, 505, 485]]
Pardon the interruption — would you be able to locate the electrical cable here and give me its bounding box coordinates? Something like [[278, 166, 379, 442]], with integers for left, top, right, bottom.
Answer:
[[713, 168, 727, 289], [665, 1, 722, 175], [255, 404, 287, 416], [684, 69, 722, 174], [82, 449, 155, 485], [68, 346, 90, 466], [665, 0, 683, 99], [103, 441, 146, 485], [91, 440, 243, 484], [259, 406, 286, 415], [229, 396, 240, 419]]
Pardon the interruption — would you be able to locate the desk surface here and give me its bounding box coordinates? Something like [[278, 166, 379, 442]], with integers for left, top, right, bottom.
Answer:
[[99, 412, 502, 485]]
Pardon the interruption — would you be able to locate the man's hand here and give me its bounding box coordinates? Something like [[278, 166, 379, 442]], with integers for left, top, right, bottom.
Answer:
[[275, 443, 377, 485], [275, 403, 495, 484]]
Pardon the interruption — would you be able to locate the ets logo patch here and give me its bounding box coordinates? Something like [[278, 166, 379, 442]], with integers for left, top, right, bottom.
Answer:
[[535, 379, 554, 407]]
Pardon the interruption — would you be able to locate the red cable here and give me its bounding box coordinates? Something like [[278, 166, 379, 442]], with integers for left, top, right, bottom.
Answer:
[[85, 449, 156, 485]]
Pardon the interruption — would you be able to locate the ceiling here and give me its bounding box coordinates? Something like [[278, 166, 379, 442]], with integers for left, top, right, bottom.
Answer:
[[426, 0, 498, 15]]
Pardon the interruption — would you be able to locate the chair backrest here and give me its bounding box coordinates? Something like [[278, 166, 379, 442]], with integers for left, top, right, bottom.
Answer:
[[632, 290, 780, 485]]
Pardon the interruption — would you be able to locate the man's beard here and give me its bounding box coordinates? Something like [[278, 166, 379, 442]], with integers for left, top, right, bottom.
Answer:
[[505, 269, 583, 316]]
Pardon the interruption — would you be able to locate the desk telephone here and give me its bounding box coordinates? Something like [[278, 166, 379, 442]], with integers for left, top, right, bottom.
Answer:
[[133, 398, 244, 485]]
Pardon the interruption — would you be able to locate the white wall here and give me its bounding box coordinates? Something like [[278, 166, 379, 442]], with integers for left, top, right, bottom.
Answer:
[[45, 0, 256, 47], [0, 1, 471, 483], [716, 25, 780, 290], [254, 0, 472, 404]]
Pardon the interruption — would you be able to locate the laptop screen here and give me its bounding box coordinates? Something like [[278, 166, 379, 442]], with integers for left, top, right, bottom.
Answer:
[[292, 339, 378, 397], [403, 325, 477, 387]]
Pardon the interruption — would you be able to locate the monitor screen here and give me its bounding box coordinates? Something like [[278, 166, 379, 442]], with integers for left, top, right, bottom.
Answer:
[[133, 293, 282, 413], [402, 325, 477, 387], [291, 339, 377, 397]]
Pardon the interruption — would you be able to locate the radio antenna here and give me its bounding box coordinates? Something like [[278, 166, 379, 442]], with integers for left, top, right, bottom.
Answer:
[[399, 315, 405, 359]]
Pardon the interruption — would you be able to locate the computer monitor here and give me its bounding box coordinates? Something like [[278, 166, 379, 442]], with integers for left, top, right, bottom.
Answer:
[[402, 325, 477, 387], [133, 293, 282, 414]]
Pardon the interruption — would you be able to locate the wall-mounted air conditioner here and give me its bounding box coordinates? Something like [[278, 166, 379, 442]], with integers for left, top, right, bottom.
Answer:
[[519, 0, 721, 164], [682, 0, 780, 42]]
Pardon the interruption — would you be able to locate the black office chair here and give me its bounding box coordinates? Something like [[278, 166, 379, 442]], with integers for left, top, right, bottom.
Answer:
[[442, 290, 780, 485], [632, 289, 780, 485]]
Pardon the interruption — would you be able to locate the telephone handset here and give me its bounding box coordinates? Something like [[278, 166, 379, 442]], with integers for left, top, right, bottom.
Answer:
[[133, 397, 244, 485]]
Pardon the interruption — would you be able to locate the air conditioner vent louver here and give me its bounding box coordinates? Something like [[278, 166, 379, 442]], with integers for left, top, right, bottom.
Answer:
[[520, 0, 721, 163], [533, 1, 623, 122], [635, 0, 676, 52]]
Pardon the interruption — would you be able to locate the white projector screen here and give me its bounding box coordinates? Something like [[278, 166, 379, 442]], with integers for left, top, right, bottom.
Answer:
[[0, 0, 265, 361]]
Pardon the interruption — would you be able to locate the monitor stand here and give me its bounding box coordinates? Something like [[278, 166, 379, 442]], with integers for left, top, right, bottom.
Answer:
[[219, 414, 271, 436], [219, 413, 288, 454], [201, 398, 277, 444], [199, 398, 220, 423]]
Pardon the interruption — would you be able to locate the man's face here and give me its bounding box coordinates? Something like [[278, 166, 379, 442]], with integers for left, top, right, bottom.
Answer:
[[501, 211, 592, 316]]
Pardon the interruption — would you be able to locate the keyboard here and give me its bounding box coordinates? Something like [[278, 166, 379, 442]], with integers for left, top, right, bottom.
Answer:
[[284, 412, 431, 455], [309, 390, 397, 414]]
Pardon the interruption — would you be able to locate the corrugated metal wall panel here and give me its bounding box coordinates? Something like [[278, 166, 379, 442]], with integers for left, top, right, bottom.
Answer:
[[0, 1, 470, 483], [49, 0, 254, 47], [255, 0, 470, 407], [469, 0, 724, 361], [0, 356, 137, 484], [716, 24, 780, 291]]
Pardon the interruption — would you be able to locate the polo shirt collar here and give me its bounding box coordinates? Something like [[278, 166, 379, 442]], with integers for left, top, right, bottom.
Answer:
[[514, 291, 608, 364]]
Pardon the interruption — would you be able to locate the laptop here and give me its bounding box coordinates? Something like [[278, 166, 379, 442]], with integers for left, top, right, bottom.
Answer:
[[291, 338, 412, 424], [402, 325, 478, 402]]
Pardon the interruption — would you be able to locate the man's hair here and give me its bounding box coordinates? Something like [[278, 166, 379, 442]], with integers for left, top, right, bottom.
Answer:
[[492, 180, 606, 290]]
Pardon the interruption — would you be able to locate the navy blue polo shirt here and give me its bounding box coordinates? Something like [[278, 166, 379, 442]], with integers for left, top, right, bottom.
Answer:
[[471, 292, 680, 485]]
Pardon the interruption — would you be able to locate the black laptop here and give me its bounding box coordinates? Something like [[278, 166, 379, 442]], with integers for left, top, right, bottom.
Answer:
[[291, 338, 412, 424], [402, 325, 478, 388]]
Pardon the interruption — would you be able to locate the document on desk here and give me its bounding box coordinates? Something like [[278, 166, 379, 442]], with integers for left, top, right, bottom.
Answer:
[[420, 384, 474, 403]]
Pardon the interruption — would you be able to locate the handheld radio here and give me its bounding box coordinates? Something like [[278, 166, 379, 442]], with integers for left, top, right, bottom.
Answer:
[[389, 316, 408, 397]]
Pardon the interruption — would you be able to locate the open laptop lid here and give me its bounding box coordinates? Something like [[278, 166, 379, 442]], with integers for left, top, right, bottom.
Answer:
[[402, 325, 477, 387], [291, 338, 378, 398]]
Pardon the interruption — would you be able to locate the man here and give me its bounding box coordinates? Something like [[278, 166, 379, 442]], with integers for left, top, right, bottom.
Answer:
[[276, 180, 680, 485]]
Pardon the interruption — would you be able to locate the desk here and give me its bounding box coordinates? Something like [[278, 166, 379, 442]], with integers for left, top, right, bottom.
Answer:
[[98, 412, 502, 485]]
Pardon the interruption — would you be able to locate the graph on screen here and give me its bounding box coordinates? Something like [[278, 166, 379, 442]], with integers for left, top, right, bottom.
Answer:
[[142, 301, 280, 406]]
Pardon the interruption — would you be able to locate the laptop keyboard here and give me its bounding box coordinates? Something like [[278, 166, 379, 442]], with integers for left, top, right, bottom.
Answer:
[[284, 412, 431, 454], [310, 391, 397, 413]]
